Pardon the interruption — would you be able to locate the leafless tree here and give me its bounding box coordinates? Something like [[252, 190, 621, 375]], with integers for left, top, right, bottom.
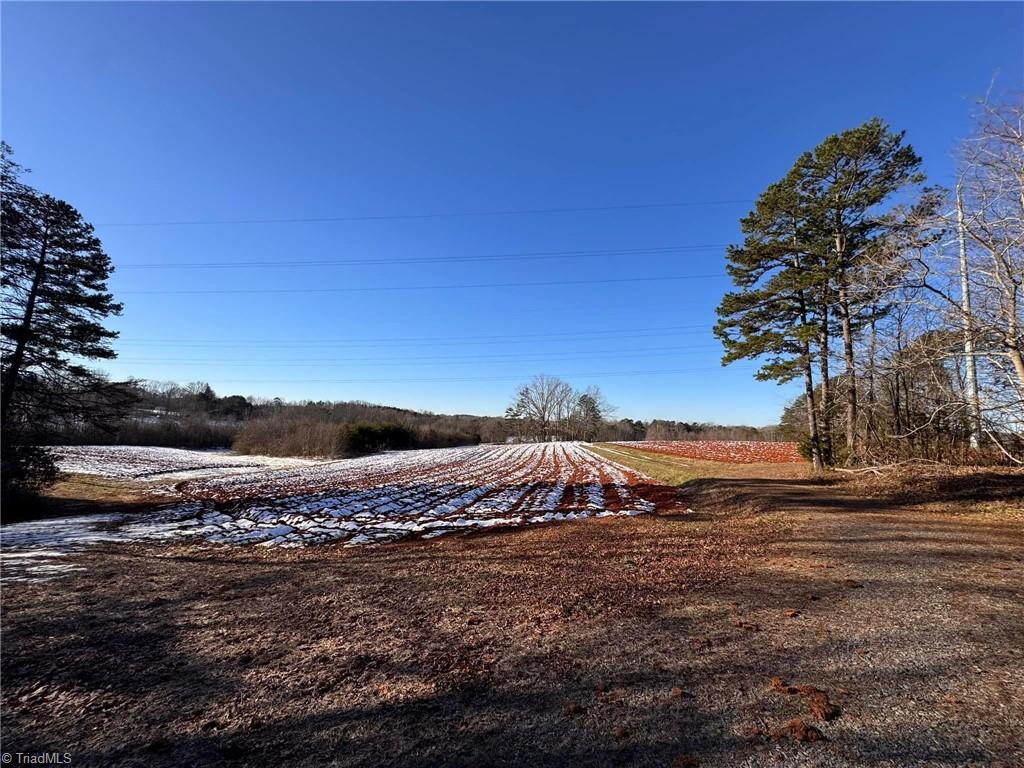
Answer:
[[846, 95, 1024, 463], [505, 377, 614, 442]]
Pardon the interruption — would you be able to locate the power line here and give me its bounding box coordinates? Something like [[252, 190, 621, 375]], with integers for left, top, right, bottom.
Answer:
[[119, 273, 724, 295], [134, 365, 752, 386], [110, 343, 722, 366], [117, 323, 711, 343], [99, 199, 752, 228], [114, 243, 727, 270], [112, 335, 710, 350], [112, 324, 714, 348]]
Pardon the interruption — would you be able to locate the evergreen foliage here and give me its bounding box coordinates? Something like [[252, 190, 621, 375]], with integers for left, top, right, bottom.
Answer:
[[1, 143, 132, 500]]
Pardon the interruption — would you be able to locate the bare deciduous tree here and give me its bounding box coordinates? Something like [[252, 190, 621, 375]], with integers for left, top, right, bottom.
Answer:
[[505, 376, 613, 442]]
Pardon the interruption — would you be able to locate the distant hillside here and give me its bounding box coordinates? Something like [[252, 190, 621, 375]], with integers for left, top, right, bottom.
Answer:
[[39, 380, 782, 456]]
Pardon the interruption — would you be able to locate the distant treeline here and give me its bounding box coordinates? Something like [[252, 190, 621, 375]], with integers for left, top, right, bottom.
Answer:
[[643, 419, 784, 442], [234, 418, 462, 458], [37, 380, 782, 458], [50, 418, 238, 450]]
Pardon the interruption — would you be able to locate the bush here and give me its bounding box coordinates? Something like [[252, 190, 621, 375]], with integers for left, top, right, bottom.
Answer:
[[796, 434, 849, 467], [232, 418, 342, 458], [344, 423, 413, 455], [232, 416, 476, 458], [1, 443, 58, 507], [796, 435, 817, 463]]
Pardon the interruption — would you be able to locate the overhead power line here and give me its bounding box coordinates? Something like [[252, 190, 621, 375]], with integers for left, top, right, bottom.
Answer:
[[112, 324, 715, 348], [111, 343, 722, 367], [119, 273, 724, 296], [112, 336, 710, 350], [145, 365, 753, 386], [115, 243, 728, 270], [99, 199, 752, 228], [113, 336, 712, 351]]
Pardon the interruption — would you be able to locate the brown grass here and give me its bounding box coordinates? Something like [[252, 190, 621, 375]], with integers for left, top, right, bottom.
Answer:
[[1, 473, 168, 524], [832, 464, 1024, 509]]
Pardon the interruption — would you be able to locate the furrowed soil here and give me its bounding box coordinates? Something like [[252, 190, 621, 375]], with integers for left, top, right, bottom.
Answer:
[[2, 456, 1022, 767]]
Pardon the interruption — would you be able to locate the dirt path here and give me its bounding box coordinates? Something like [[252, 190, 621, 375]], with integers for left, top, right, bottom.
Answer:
[[1, 469, 1021, 767], [680, 476, 1024, 767]]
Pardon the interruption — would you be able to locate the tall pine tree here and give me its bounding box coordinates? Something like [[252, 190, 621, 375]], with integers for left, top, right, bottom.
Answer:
[[1, 143, 130, 498], [792, 119, 923, 462], [715, 175, 827, 471]]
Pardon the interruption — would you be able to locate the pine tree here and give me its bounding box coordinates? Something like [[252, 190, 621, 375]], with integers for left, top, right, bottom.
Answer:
[[574, 389, 607, 442], [1, 143, 130, 498], [792, 119, 923, 462], [715, 175, 826, 471]]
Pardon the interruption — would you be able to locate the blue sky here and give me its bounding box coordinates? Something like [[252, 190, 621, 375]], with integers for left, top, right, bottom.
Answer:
[[3, 2, 1022, 424]]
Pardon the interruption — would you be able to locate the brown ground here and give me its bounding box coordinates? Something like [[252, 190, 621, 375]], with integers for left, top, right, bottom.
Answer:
[[1, 462, 1022, 767], [1, 474, 169, 524]]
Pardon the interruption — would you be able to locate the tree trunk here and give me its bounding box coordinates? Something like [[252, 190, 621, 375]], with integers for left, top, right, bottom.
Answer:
[[832, 226, 858, 464], [956, 181, 982, 449], [865, 314, 878, 456], [801, 353, 824, 472], [1007, 347, 1024, 397], [794, 280, 824, 472], [1003, 263, 1024, 396], [817, 317, 832, 465], [837, 280, 858, 463], [1, 224, 49, 422]]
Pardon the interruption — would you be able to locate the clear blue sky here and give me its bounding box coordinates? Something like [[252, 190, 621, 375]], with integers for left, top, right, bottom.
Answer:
[[3, 2, 1021, 424]]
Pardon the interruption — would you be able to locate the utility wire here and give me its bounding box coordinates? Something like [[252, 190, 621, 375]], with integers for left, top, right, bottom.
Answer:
[[111, 343, 722, 366], [115, 323, 711, 345], [112, 325, 715, 349], [100, 199, 752, 228], [119, 273, 724, 295], [115, 244, 728, 269], [147, 365, 751, 386]]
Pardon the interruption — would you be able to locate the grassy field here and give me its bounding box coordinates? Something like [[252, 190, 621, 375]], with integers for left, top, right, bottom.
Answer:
[[1, 473, 169, 524], [590, 443, 811, 486]]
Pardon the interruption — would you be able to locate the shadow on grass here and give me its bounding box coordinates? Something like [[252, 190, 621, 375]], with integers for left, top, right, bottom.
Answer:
[[1, 474, 169, 525]]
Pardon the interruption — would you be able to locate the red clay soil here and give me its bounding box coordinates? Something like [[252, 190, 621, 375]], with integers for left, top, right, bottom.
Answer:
[[1, 467, 1022, 767]]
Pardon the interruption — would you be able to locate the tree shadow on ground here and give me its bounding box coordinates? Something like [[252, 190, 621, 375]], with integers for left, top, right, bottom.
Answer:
[[1, 473, 170, 525]]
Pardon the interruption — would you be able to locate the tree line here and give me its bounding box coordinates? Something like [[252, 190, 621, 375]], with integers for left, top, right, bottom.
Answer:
[[35, 379, 503, 455], [716, 95, 1023, 468], [41, 376, 783, 457], [502, 374, 782, 443]]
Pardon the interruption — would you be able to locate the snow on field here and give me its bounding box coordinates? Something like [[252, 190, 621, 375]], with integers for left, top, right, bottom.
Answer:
[[53, 445, 323, 481], [0, 506, 213, 582], [2, 443, 661, 581], [163, 442, 657, 547], [615, 440, 803, 464]]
